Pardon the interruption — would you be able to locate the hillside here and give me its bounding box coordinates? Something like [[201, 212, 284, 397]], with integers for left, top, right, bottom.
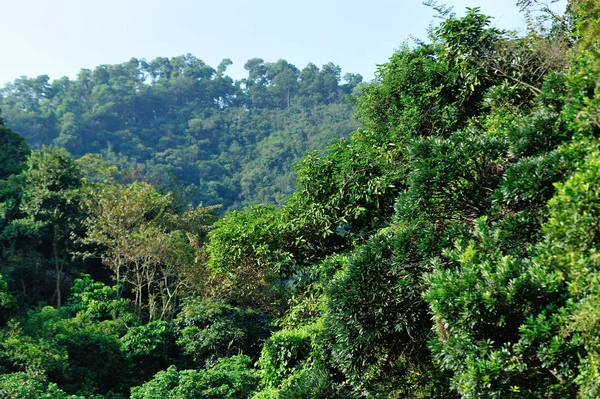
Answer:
[[2, 1, 600, 398], [0, 57, 362, 209]]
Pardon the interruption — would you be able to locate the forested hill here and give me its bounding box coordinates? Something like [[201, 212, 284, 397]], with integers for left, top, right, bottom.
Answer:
[[0, 57, 363, 209]]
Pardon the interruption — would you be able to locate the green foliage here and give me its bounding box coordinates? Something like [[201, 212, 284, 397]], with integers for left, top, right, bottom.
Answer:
[[67, 274, 134, 321], [202, 7, 581, 398], [435, 8, 503, 116], [122, 321, 174, 358], [121, 320, 176, 382], [424, 219, 575, 398], [0, 57, 361, 210], [2, 4, 598, 399], [53, 318, 129, 396], [0, 117, 29, 180], [401, 129, 507, 223], [204, 7, 513, 308], [205, 205, 291, 307], [174, 297, 273, 367], [82, 181, 216, 320], [540, 148, 600, 395], [542, 147, 600, 297], [0, 274, 17, 325], [13, 146, 84, 308], [253, 322, 350, 399], [506, 108, 567, 158], [325, 224, 440, 398], [561, 0, 600, 138], [288, 135, 399, 246], [493, 149, 564, 212], [257, 328, 312, 389], [130, 355, 259, 399], [0, 305, 131, 397], [19, 147, 83, 221], [277, 254, 345, 330], [0, 316, 68, 376], [0, 371, 85, 399]]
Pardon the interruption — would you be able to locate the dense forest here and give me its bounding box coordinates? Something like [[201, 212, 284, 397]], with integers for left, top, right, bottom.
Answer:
[[0, 55, 362, 209], [1, 0, 600, 398]]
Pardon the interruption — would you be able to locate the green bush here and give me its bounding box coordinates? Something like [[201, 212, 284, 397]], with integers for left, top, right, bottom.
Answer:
[[130, 355, 259, 399], [0, 371, 85, 399], [424, 219, 576, 398], [0, 305, 131, 397], [540, 149, 600, 395], [325, 224, 439, 397], [67, 274, 135, 322], [257, 328, 312, 389], [175, 297, 273, 367], [0, 274, 17, 325]]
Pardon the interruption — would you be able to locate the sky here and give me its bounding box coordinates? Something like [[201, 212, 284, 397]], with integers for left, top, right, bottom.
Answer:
[[0, 0, 566, 86]]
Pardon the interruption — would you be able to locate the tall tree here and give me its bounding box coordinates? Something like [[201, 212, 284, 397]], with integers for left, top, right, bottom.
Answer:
[[17, 146, 83, 307], [83, 181, 217, 319]]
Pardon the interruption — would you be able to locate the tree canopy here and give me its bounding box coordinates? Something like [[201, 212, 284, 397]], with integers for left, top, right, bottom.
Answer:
[[2, 1, 600, 398], [0, 57, 363, 210]]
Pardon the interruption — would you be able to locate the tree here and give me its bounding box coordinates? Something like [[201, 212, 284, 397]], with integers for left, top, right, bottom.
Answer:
[[1, 55, 361, 210], [82, 182, 171, 299], [0, 274, 16, 326], [0, 371, 85, 399], [0, 119, 30, 292], [540, 149, 600, 396], [205, 205, 292, 309], [130, 356, 259, 399], [0, 114, 29, 179], [174, 297, 273, 368], [325, 223, 447, 398], [17, 147, 83, 308], [424, 219, 575, 397], [0, 305, 131, 396], [83, 181, 216, 319]]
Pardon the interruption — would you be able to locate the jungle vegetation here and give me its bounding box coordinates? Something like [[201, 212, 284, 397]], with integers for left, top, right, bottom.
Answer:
[[1, 1, 600, 398]]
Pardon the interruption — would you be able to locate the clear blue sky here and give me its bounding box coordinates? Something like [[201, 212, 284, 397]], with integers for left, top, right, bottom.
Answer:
[[0, 0, 566, 86]]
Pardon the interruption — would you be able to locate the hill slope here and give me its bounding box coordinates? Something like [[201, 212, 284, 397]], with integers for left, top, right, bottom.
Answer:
[[0, 57, 363, 209]]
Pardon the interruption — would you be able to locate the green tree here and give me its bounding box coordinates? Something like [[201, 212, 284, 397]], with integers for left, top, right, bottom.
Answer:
[[0, 113, 29, 179], [174, 297, 273, 368], [0, 274, 17, 326], [17, 147, 83, 307], [0, 118, 30, 294], [424, 219, 575, 398], [130, 355, 259, 399], [540, 149, 600, 396], [0, 371, 85, 399], [83, 181, 216, 319]]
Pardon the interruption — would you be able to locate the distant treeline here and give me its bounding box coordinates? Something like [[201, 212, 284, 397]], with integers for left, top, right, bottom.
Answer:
[[0, 57, 363, 209]]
